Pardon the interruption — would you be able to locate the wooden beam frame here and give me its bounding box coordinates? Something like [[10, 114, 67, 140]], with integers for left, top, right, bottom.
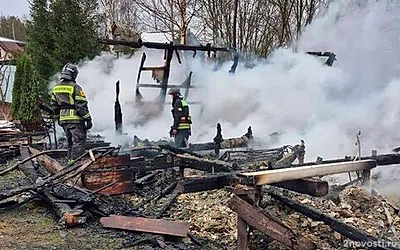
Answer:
[[237, 160, 376, 185]]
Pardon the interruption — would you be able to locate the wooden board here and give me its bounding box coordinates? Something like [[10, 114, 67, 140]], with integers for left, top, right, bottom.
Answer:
[[238, 160, 376, 185], [100, 215, 190, 237]]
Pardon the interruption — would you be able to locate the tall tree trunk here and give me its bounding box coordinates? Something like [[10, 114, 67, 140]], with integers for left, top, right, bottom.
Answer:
[[180, 0, 187, 44]]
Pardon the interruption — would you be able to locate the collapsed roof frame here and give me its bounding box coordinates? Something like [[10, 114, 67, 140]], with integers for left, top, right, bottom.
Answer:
[[306, 51, 337, 66], [99, 38, 239, 109]]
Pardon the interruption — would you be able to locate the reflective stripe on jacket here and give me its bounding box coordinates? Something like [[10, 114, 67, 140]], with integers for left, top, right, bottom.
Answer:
[[50, 81, 92, 124], [172, 97, 191, 130]]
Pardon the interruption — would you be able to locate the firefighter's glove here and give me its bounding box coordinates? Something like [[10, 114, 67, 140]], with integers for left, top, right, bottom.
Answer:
[[169, 126, 177, 137], [85, 120, 93, 130]]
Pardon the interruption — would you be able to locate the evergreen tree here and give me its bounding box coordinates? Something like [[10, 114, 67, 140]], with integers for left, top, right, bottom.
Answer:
[[26, 0, 55, 81], [50, 0, 101, 69], [0, 16, 27, 41], [11, 54, 41, 123]]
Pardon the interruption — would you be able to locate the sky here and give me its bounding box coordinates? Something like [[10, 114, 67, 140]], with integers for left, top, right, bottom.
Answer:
[[1, 0, 30, 18]]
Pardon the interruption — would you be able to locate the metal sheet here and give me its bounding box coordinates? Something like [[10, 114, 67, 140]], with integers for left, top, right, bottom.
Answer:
[[100, 215, 190, 237]]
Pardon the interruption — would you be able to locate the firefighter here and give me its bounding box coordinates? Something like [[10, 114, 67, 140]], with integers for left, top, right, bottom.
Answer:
[[297, 139, 306, 164], [168, 88, 191, 148], [50, 63, 93, 163]]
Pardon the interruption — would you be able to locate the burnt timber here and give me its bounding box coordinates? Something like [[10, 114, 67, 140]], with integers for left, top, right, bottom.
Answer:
[[267, 191, 398, 250], [228, 194, 316, 250]]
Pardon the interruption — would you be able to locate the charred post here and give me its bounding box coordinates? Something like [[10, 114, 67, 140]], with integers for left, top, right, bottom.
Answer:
[[114, 80, 123, 134]]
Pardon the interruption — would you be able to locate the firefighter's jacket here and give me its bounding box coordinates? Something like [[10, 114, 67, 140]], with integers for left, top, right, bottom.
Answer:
[[50, 80, 92, 125], [172, 97, 191, 130]]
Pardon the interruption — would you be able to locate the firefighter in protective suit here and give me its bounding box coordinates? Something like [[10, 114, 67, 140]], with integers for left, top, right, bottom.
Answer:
[[168, 88, 191, 148], [50, 63, 93, 163]]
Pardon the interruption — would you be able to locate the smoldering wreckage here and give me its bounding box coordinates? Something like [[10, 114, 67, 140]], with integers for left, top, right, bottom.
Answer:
[[1, 40, 400, 250]]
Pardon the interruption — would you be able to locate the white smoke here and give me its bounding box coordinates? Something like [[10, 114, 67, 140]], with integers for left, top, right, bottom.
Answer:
[[57, 0, 400, 191]]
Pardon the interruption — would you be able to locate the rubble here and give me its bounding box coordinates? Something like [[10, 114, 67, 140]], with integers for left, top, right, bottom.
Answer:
[[0, 125, 399, 250]]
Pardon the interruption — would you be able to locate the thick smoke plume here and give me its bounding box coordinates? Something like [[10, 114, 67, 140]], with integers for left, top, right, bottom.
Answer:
[[54, 0, 400, 192]]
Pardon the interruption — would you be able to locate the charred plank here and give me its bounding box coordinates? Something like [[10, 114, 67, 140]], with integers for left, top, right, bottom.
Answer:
[[272, 179, 329, 197], [176, 173, 232, 193], [175, 153, 236, 173], [228, 194, 316, 250]]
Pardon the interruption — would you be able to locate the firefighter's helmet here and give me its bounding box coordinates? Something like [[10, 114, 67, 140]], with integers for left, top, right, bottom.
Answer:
[[60, 63, 79, 81]]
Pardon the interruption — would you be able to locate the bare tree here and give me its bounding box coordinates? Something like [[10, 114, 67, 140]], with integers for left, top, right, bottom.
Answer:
[[96, 0, 329, 57], [196, 0, 327, 58], [131, 0, 199, 44]]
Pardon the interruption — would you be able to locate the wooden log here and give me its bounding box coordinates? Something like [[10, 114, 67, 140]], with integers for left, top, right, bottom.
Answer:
[[176, 173, 232, 193], [267, 191, 397, 250], [175, 153, 236, 173], [228, 195, 316, 250], [238, 160, 376, 185], [272, 179, 329, 197], [100, 215, 190, 237]]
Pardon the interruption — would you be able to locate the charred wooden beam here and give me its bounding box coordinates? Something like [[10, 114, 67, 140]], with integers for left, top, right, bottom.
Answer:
[[98, 38, 233, 53], [100, 215, 190, 237], [176, 173, 232, 193], [267, 191, 397, 250], [238, 160, 376, 185], [175, 153, 236, 173], [85, 141, 111, 149], [28, 146, 65, 174], [272, 179, 329, 197], [228, 195, 316, 250], [18, 147, 84, 226], [50, 184, 112, 216], [156, 190, 181, 218], [158, 144, 203, 158], [133, 182, 177, 210], [188, 124, 252, 153], [134, 171, 158, 185]]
